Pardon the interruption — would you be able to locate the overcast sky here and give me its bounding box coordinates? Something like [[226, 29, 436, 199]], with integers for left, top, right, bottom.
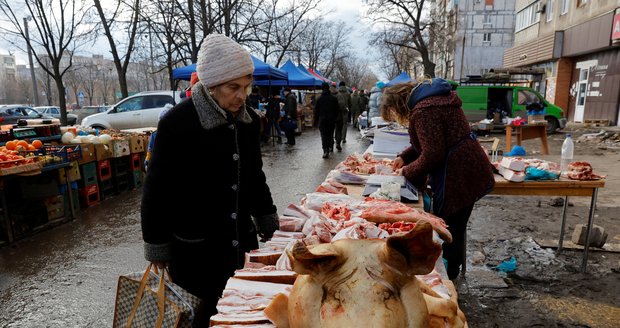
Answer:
[[1, 0, 385, 78]]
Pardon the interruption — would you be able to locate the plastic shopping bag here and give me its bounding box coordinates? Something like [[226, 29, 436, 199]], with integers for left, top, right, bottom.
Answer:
[[113, 264, 202, 328]]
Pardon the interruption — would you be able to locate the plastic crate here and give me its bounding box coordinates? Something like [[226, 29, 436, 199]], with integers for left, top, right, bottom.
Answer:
[[20, 144, 82, 166], [45, 145, 82, 163]]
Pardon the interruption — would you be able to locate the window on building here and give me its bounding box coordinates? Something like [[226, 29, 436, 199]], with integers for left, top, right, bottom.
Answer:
[[515, 1, 541, 31], [484, 14, 492, 27], [577, 0, 588, 7], [483, 33, 491, 43], [560, 0, 569, 15], [547, 0, 554, 22]]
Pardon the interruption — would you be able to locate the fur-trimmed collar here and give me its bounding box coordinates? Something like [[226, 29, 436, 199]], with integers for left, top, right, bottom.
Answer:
[[191, 81, 252, 130]]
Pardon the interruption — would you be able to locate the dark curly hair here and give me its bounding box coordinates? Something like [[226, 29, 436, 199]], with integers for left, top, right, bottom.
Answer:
[[380, 78, 433, 124]]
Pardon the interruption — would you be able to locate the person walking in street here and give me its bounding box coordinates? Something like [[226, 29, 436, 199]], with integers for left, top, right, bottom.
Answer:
[[141, 33, 279, 324], [264, 93, 283, 143], [368, 81, 385, 126], [314, 82, 340, 158], [381, 78, 495, 280], [335, 81, 351, 150], [350, 89, 363, 128], [282, 87, 297, 145]]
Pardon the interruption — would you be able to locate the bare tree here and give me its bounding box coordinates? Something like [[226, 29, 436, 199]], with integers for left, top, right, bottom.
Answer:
[[371, 27, 417, 79], [364, 0, 436, 77], [9, 76, 30, 104], [332, 54, 370, 89], [93, 0, 141, 99], [0, 0, 90, 124], [271, 0, 322, 66]]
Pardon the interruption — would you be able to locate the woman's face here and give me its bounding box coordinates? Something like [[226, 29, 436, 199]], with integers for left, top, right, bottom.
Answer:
[[210, 75, 253, 113]]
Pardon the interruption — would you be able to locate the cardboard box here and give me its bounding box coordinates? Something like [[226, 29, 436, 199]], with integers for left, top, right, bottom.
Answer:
[[129, 136, 145, 153], [57, 161, 81, 183], [94, 144, 112, 161], [111, 138, 130, 158], [44, 195, 65, 221], [78, 143, 97, 164], [528, 115, 546, 124]]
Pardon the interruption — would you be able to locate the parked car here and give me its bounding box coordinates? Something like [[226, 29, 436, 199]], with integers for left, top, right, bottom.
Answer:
[[455, 85, 567, 133], [74, 105, 109, 124], [81, 91, 184, 130], [34, 106, 78, 125], [0, 105, 55, 125]]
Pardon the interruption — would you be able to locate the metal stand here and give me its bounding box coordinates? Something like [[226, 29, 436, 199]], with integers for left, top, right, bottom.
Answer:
[[581, 188, 599, 273], [557, 196, 569, 254]]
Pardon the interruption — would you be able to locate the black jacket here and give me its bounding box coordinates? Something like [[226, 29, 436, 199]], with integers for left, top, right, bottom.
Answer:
[[141, 87, 277, 313], [314, 90, 339, 125], [284, 92, 297, 119]]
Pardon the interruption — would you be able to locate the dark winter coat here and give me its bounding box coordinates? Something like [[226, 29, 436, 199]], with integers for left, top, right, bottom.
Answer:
[[141, 82, 277, 317], [350, 92, 363, 114], [399, 84, 494, 218], [266, 96, 282, 121], [284, 92, 297, 119], [314, 89, 339, 125], [336, 86, 351, 121]]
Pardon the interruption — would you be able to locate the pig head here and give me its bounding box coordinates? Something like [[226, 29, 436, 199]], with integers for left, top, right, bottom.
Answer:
[[265, 220, 442, 328]]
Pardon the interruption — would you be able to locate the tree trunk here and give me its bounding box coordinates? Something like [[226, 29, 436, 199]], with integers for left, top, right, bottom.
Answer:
[[419, 49, 436, 78], [55, 76, 68, 126]]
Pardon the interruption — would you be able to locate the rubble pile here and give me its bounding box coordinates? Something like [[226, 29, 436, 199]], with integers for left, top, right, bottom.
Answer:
[[575, 130, 620, 148]]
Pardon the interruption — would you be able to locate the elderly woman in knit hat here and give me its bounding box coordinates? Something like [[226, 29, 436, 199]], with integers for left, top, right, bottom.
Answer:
[[141, 33, 279, 322]]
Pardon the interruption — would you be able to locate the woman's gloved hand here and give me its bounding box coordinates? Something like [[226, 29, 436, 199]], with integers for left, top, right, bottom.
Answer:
[[254, 213, 279, 242]]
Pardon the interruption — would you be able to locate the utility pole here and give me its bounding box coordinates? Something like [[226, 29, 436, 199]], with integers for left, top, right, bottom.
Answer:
[[458, 0, 469, 82], [24, 17, 39, 106]]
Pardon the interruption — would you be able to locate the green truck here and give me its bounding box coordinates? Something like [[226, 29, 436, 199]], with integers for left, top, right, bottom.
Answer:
[[455, 85, 567, 134]]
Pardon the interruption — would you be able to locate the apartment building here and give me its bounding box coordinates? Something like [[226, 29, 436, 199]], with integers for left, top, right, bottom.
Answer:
[[453, 0, 516, 81], [0, 54, 16, 103], [504, 0, 620, 125]]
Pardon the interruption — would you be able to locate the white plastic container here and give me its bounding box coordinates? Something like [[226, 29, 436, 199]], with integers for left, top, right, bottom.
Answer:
[[560, 134, 574, 175]]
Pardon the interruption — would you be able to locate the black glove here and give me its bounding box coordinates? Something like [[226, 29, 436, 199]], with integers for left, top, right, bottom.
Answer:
[[254, 213, 279, 242]]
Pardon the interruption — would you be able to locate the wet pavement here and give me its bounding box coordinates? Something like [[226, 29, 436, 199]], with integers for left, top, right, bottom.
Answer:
[[0, 126, 368, 327]]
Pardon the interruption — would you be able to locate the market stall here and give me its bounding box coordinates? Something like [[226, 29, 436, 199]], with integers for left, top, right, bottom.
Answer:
[[0, 125, 150, 247], [209, 153, 467, 327], [492, 174, 605, 272]]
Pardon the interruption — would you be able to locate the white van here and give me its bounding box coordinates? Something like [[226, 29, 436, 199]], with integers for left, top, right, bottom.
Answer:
[[81, 91, 183, 130]]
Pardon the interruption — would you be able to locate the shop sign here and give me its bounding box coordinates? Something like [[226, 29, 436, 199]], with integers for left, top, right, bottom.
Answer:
[[612, 13, 620, 40]]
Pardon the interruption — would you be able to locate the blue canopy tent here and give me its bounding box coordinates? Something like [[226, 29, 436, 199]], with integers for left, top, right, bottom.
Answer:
[[385, 71, 413, 87], [296, 64, 327, 86], [171, 55, 288, 81], [255, 59, 322, 87], [172, 63, 196, 81]]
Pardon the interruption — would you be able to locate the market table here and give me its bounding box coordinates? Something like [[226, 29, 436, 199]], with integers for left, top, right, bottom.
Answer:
[[505, 124, 549, 155], [491, 174, 605, 272], [345, 183, 423, 209]]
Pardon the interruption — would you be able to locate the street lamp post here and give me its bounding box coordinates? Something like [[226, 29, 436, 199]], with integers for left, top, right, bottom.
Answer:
[[23, 17, 39, 106]]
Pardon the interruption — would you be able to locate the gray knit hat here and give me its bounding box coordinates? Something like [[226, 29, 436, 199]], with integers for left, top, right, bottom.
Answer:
[[196, 33, 254, 88]]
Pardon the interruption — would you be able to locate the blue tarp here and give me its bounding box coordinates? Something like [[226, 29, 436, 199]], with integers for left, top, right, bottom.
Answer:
[[256, 59, 322, 87], [297, 64, 325, 85], [171, 55, 288, 81], [385, 71, 413, 87]]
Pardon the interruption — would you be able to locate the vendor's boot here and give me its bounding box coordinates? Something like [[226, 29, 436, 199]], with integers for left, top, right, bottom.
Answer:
[[322, 150, 329, 159], [336, 143, 342, 152], [277, 136, 282, 144]]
